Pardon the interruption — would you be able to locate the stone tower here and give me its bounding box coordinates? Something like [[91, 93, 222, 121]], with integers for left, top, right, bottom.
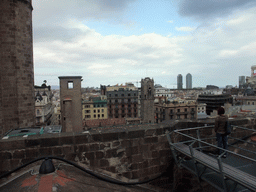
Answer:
[[0, 0, 35, 136], [141, 77, 155, 124], [59, 76, 83, 132]]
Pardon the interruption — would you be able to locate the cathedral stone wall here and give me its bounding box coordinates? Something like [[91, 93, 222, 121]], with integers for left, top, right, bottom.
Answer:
[[0, 0, 35, 136]]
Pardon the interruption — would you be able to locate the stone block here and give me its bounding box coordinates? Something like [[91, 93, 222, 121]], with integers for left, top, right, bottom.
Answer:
[[132, 154, 143, 163], [39, 147, 53, 157], [102, 133, 118, 142], [25, 139, 40, 148], [89, 144, 99, 151], [145, 129, 155, 136], [91, 134, 102, 142], [60, 136, 74, 145], [106, 166, 116, 173], [128, 130, 145, 139], [155, 128, 164, 135], [63, 146, 74, 154], [26, 148, 39, 158], [122, 172, 132, 179], [13, 150, 25, 159], [95, 151, 104, 159], [1, 140, 25, 150], [52, 147, 63, 156], [159, 149, 171, 157], [40, 137, 59, 147], [74, 134, 88, 144], [144, 136, 158, 143], [121, 140, 132, 148], [0, 151, 12, 159], [100, 159, 109, 167], [106, 149, 117, 158], [84, 152, 95, 160]]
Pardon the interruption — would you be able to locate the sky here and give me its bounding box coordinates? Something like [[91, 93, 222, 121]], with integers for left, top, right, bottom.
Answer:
[[33, 0, 256, 88]]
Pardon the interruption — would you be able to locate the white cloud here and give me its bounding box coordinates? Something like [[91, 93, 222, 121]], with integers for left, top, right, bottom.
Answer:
[[33, 2, 256, 87], [167, 20, 174, 23], [175, 26, 196, 32]]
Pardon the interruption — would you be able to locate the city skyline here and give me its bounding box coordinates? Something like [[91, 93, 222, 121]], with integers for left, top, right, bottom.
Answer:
[[33, 1, 256, 88]]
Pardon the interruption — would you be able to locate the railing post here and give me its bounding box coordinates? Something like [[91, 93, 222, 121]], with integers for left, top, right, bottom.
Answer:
[[189, 141, 201, 182], [217, 153, 228, 192], [196, 129, 202, 152], [166, 131, 179, 166]]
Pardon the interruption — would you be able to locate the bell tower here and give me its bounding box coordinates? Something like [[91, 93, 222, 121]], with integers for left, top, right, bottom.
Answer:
[[141, 77, 155, 124]]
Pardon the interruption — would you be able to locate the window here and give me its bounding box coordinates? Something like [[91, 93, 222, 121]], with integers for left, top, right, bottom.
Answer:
[[109, 94, 111, 97], [134, 93, 136, 96], [102, 114, 104, 117], [170, 109, 173, 113], [128, 94, 131, 96], [177, 115, 180, 119], [115, 94, 118, 97], [121, 94, 124, 96], [248, 102, 250, 105], [185, 115, 187, 119], [102, 109, 104, 112], [177, 109, 180, 112], [68, 81, 73, 89], [98, 109, 100, 113], [191, 108, 194, 111], [253, 102, 255, 105], [94, 115, 96, 118], [115, 99, 118, 103], [94, 110, 96, 113], [98, 114, 100, 118], [185, 108, 187, 112]]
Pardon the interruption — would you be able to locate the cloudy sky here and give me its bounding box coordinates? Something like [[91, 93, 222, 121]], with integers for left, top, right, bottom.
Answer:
[[33, 0, 256, 88]]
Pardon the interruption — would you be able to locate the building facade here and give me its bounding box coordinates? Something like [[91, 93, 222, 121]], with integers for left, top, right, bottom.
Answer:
[[34, 84, 55, 126], [141, 77, 155, 123], [177, 74, 183, 90], [107, 89, 138, 119], [197, 94, 233, 115], [155, 101, 198, 123], [186, 73, 192, 89], [59, 76, 83, 132], [82, 97, 108, 120], [0, 0, 35, 136]]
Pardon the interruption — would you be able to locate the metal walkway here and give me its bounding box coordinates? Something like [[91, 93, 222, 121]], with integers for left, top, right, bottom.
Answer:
[[167, 125, 256, 192]]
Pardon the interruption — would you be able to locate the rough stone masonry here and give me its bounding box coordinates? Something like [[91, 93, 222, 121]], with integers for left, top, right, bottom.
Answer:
[[0, 0, 35, 136]]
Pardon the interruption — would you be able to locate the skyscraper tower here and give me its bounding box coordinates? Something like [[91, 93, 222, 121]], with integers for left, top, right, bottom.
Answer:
[[177, 74, 183, 89], [239, 76, 246, 89], [0, 0, 35, 136], [141, 77, 155, 124], [186, 73, 192, 89]]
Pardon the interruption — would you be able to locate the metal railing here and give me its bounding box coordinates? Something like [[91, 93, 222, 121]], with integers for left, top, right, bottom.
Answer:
[[167, 125, 256, 192]]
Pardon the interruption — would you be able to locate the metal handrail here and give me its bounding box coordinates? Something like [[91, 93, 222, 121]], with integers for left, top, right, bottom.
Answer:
[[173, 126, 256, 164]]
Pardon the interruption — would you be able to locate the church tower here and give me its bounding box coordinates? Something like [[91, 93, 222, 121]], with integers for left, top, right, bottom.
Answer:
[[0, 0, 35, 136], [141, 77, 155, 124]]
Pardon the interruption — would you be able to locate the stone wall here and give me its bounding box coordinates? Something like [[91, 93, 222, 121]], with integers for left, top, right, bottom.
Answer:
[[0, 0, 35, 136], [0, 119, 255, 189], [83, 118, 126, 129]]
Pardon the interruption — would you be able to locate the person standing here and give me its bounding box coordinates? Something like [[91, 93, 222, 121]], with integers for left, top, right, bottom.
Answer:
[[215, 107, 228, 158]]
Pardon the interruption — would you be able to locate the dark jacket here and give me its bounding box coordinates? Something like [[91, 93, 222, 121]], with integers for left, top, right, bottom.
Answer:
[[215, 115, 228, 134]]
